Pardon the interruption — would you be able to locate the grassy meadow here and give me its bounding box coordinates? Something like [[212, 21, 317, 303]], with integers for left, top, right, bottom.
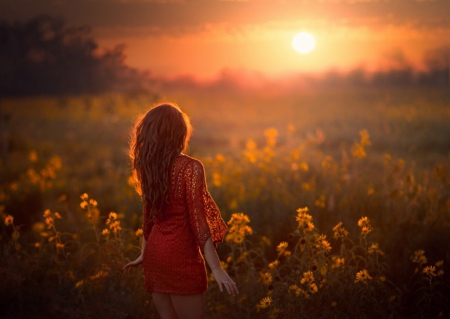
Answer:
[[0, 87, 449, 318]]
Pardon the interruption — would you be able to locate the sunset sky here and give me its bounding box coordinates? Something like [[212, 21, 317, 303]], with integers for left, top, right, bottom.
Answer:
[[1, 0, 449, 80]]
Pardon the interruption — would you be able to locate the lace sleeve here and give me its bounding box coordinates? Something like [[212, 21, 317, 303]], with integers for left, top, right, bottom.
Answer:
[[142, 203, 154, 240], [185, 159, 228, 250]]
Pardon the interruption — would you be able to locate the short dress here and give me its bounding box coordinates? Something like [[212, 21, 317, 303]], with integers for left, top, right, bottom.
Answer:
[[142, 154, 228, 295]]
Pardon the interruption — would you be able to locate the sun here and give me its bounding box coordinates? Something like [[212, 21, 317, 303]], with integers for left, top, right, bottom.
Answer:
[[292, 32, 315, 54]]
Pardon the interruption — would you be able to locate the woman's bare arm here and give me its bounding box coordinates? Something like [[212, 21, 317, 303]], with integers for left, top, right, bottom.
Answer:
[[203, 237, 239, 295]]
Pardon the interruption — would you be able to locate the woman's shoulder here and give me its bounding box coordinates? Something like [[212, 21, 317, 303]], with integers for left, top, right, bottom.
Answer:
[[178, 154, 204, 170]]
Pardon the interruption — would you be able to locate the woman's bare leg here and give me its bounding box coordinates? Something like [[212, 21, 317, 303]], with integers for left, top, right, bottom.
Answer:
[[152, 292, 178, 319], [170, 293, 205, 319]]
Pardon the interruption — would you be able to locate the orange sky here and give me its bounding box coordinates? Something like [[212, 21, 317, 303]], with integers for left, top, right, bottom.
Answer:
[[2, 0, 449, 80]]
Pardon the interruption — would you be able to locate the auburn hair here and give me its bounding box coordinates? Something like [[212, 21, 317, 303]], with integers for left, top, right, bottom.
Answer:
[[130, 103, 192, 216]]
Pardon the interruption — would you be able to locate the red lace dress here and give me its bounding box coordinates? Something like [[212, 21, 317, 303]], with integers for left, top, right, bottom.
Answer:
[[142, 154, 228, 295]]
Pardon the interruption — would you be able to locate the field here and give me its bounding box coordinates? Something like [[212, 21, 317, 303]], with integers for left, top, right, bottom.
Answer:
[[1, 87, 449, 318]]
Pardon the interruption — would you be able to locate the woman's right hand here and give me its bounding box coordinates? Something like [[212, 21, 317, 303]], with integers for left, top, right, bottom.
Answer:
[[122, 254, 143, 273], [211, 267, 239, 296]]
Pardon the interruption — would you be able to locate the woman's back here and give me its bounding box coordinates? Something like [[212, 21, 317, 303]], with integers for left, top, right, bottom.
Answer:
[[142, 154, 227, 294]]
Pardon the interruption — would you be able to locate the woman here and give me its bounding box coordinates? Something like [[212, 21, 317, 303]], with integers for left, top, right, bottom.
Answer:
[[122, 103, 238, 319]]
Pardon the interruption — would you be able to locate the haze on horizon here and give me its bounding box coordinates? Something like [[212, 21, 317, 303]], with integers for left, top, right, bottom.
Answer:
[[1, 0, 449, 80]]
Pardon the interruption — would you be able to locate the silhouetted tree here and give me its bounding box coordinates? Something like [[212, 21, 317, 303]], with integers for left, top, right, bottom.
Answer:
[[0, 15, 147, 96]]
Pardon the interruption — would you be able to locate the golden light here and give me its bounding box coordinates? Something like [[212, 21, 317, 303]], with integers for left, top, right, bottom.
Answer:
[[292, 32, 315, 54]]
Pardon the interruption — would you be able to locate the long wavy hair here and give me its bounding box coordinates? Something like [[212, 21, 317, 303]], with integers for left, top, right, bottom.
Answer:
[[130, 103, 192, 216]]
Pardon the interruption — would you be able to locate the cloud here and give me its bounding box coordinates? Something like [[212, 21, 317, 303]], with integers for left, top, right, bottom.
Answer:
[[1, 0, 448, 38]]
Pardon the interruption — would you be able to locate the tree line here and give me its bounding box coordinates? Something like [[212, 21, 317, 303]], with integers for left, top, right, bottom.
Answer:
[[0, 15, 149, 97]]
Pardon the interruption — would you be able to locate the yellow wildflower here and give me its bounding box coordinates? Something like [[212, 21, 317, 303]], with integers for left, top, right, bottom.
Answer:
[[300, 162, 309, 171], [435, 260, 444, 267], [276, 242, 288, 256], [75, 280, 84, 288], [109, 221, 122, 233], [355, 269, 372, 284], [238, 225, 253, 236], [135, 229, 143, 237], [258, 296, 272, 309], [54, 212, 62, 219], [268, 260, 279, 270], [102, 229, 110, 236], [368, 243, 384, 255], [29, 150, 38, 162], [260, 272, 273, 285], [305, 222, 315, 232], [56, 243, 64, 250], [80, 201, 87, 209], [4, 215, 13, 226], [228, 213, 250, 226], [332, 222, 349, 239], [233, 234, 244, 244], [212, 173, 221, 187], [358, 216, 370, 228], [412, 250, 427, 264], [89, 199, 98, 207], [352, 143, 367, 159], [361, 226, 372, 236], [45, 216, 54, 229], [236, 251, 248, 263], [43, 209, 52, 218], [264, 128, 278, 147], [359, 130, 371, 146], [332, 256, 345, 269], [301, 271, 315, 284], [80, 193, 89, 200], [295, 207, 312, 228], [288, 284, 301, 296], [308, 283, 318, 294], [289, 284, 309, 298], [226, 213, 252, 244], [316, 234, 332, 252], [423, 266, 436, 277], [90, 271, 108, 280]]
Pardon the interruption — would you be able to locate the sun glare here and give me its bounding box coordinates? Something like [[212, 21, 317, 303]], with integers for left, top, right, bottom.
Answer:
[[292, 32, 315, 54]]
